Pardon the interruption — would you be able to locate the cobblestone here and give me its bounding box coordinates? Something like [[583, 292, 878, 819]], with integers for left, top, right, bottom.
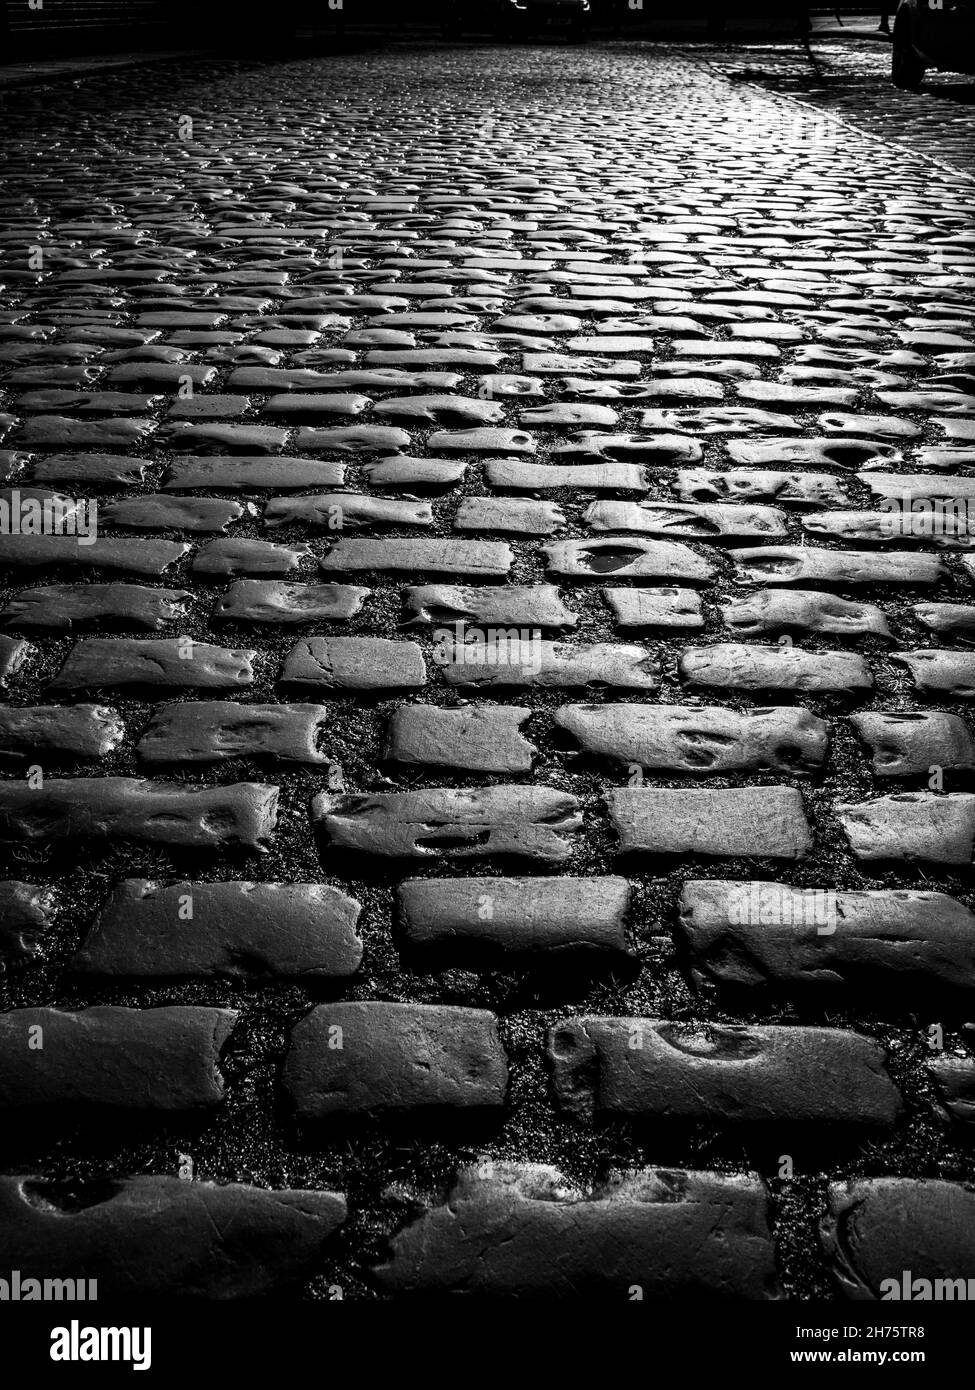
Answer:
[[1, 34, 974, 1302], [0, 1175, 346, 1298]]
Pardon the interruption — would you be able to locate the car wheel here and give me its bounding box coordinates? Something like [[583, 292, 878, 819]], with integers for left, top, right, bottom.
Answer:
[[891, 17, 925, 89]]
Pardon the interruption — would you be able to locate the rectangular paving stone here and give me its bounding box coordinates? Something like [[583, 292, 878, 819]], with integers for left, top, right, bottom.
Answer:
[[50, 638, 255, 691], [731, 546, 945, 586], [453, 497, 565, 535], [556, 704, 826, 775], [914, 603, 975, 640], [319, 538, 513, 576], [544, 538, 714, 583], [103, 495, 246, 533], [552, 432, 703, 464], [839, 793, 975, 865], [603, 587, 704, 629], [137, 702, 330, 764], [17, 415, 157, 449], [547, 1018, 901, 1127], [0, 1006, 237, 1112], [283, 1002, 508, 1119], [386, 705, 534, 772], [524, 353, 641, 377], [162, 423, 291, 454], [895, 650, 975, 699], [281, 637, 425, 692], [725, 437, 902, 470], [212, 580, 368, 624], [427, 427, 535, 455], [163, 457, 346, 490], [0, 535, 189, 576], [298, 370, 461, 393], [0, 779, 278, 850], [585, 500, 787, 542], [0, 1175, 346, 1299], [262, 394, 374, 419], [374, 394, 505, 426], [264, 493, 432, 530], [362, 456, 468, 488], [29, 454, 154, 486], [107, 363, 217, 388], [404, 585, 577, 631], [860, 473, 975, 504], [804, 508, 975, 549], [313, 786, 582, 861], [722, 590, 892, 640], [852, 711, 975, 777], [72, 880, 362, 979], [485, 459, 648, 492], [228, 368, 374, 392], [0, 704, 124, 760], [639, 408, 796, 438], [364, 349, 502, 370], [442, 640, 658, 690], [518, 387, 621, 423], [679, 880, 975, 998], [675, 469, 851, 507], [822, 1180, 975, 1301], [679, 643, 873, 695], [192, 538, 310, 577], [606, 786, 813, 859], [374, 1164, 780, 1298], [0, 584, 191, 631], [397, 876, 631, 962], [294, 425, 412, 453]]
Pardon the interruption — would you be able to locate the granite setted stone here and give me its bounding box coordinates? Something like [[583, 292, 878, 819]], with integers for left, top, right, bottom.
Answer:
[[0, 779, 278, 850], [73, 880, 362, 979], [402, 583, 576, 630], [547, 1018, 901, 1126], [386, 705, 535, 773], [679, 643, 874, 695], [822, 1181, 975, 1299], [50, 638, 256, 691], [280, 637, 425, 692], [0, 1176, 347, 1298], [679, 881, 975, 998], [0, 704, 125, 760], [556, 704, 827, 774], [313, 785, 582, 861], [283, 1002, 508, 1119], [839, 793, 975, 865], [607, 786, 813, 860], [374, 1164, 781, 1297], [136, 702, 331, 764], [852, 712, 975, 778], [213, 580, 368, 624], [397, 876, 631, 962], [0, 1006, 237, 1112]]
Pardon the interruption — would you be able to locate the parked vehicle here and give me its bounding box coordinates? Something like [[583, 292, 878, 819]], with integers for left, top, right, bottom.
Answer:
[[892, 0, 975, 89], [441, 0, 591, 42]]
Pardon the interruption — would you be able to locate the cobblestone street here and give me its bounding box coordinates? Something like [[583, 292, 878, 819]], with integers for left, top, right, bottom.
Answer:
[[1, 37, 975, 1301]]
